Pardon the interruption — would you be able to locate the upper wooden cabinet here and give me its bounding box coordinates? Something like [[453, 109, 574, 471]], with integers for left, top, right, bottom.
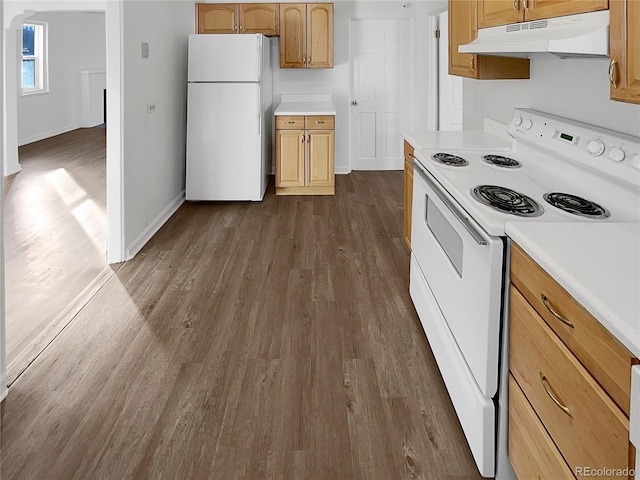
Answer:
[[609, 0, 640, 104], [479, 0, 609, 28], [280, 3, 333, 68], [197, 3, 238, 34], [196, 3, 279, 36], [449, 0, 530, 79]]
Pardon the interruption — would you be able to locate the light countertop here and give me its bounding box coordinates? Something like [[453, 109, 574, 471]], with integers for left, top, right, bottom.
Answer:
[[506, 222, 640, 358], [274, 94, 336, 116], [403, 119, 512, 151]]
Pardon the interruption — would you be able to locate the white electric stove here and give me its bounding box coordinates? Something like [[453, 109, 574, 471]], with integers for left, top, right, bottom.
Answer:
[[409, 109, 640, 478]]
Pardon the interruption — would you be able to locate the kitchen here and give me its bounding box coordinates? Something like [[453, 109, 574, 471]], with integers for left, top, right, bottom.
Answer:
[[1, 0, 639, 479]]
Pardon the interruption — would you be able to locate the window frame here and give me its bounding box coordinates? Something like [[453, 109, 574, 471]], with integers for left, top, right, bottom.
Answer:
[[21, 21, 49, 95]]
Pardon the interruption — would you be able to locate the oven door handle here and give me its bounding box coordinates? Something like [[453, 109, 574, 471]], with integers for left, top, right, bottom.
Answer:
[[413, 160, 488, 246]]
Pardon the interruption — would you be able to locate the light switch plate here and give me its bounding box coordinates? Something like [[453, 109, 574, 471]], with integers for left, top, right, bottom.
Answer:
[[142, 42, 149, 59]]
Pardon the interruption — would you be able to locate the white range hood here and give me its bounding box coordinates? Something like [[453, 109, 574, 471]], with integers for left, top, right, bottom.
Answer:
[[459, 10, 609, 58]]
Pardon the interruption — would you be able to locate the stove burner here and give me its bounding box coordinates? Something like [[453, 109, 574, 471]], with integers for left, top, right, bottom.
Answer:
[[481, 155, 521, 168], [471, 185, 543, 217], [431, 152, 469, 167], [543, 192, 610, 219]]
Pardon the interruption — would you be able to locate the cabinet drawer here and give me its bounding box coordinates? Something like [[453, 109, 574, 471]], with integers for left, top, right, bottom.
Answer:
[[509, 374, 575, 480], [511, 242, 637, 415], [275, 116, 305, 129], [306, 115, 334, 129], [510, 286, 631, 475]]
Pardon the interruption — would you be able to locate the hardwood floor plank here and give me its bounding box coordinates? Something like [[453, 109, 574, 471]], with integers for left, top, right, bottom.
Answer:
[[1, 171, 482, 480], [4, 129, 112, 380]]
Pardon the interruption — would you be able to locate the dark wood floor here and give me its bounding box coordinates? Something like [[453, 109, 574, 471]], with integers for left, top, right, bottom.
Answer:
[[4, 129, 115, 384], [0, 172, 482, 480]]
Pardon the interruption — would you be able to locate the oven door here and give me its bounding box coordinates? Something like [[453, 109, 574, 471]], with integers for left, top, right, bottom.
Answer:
[[411, 161, 504, 398]]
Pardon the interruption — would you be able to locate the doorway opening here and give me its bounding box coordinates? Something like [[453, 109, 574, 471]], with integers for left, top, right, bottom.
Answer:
[[3, 10, 118, 385]]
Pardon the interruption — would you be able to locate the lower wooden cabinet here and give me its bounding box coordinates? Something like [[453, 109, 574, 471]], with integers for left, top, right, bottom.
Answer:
[[508, 375, 576, 480], [509, 242, 638, 480], [403, 141, 414, 250], [276, 115, 335, 195]]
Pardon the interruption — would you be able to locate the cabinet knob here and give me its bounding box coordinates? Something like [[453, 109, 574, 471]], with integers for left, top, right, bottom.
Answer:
[[351, 100, 358, 106]]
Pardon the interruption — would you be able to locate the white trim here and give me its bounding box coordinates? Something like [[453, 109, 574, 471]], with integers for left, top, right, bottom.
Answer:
[[427, 13, 439, 132], [105, 1, 123, 264], [18, 124, 81, 147], [125, 191, 185, 261], [335, 166, 351, 175], [1, 0, 7, 402]]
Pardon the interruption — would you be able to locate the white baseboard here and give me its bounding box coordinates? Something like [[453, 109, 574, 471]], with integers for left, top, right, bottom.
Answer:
[[4, 162, 22, 176], [18, 124, 82, 147], [125, 190, 185, 260]]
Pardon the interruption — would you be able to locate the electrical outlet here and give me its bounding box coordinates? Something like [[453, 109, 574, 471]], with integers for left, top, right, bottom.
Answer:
[[146, 103, 156, 114], [142, 42, 149, 59]]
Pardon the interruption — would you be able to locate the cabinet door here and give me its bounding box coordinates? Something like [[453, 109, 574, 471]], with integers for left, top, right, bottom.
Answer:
[[239, 3, 279, 36], [276, 129, 305, 187], [449, 0, 479, 78], [280, 4, 307, 68], [307, 4, 334, 68], [524, 0, 608, 21], [610, 0, 640, 104], [449, 0, 530, 79], [478, 0, 523, 28], [197, 3, 238, 34], [306, 130, 335, 187]]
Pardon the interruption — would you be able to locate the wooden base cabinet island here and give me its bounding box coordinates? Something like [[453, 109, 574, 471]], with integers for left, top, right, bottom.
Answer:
[[274, 95, 336, 195]]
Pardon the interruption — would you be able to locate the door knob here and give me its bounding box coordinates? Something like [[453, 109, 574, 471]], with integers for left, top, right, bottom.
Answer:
[[351, 100, 358, 106]]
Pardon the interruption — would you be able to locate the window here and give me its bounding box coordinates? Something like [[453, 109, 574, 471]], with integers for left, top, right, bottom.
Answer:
[[21, 22, 48, 94]]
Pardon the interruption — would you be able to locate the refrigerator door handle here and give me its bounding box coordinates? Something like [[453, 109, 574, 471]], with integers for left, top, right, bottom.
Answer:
[[257, 36, 263, 83], [257, 88, 262, 135]]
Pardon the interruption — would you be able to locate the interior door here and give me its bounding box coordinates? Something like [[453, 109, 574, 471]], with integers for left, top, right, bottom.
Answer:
[[438, 11, 463, 131], [349, 19, 410, 170]]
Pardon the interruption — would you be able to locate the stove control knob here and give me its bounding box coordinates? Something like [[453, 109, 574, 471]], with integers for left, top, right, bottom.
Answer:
[[522, 119, 533, 130], [609, 147, 626, 162], [630, 154, 640, 170], [586, 138, 605, 156], [512, 116, 523, 126]]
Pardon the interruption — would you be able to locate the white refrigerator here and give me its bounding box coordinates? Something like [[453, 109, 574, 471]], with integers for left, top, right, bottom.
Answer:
[[186, 34, 272, 201]]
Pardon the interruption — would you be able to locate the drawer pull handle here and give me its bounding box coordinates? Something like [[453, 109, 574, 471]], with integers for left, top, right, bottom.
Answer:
[[286, 121, 295, 124], [541, 294, 574, 328], [540, 373, 573, 418], [608, 58, 618, 89], [315, 121, 325, 124]]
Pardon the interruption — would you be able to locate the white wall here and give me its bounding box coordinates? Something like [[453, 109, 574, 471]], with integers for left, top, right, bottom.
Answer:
[[272, 0, 446, 173], [463, 54, 640, 136], [120, 0, 193, 258], [17, 11, 106, 145]]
